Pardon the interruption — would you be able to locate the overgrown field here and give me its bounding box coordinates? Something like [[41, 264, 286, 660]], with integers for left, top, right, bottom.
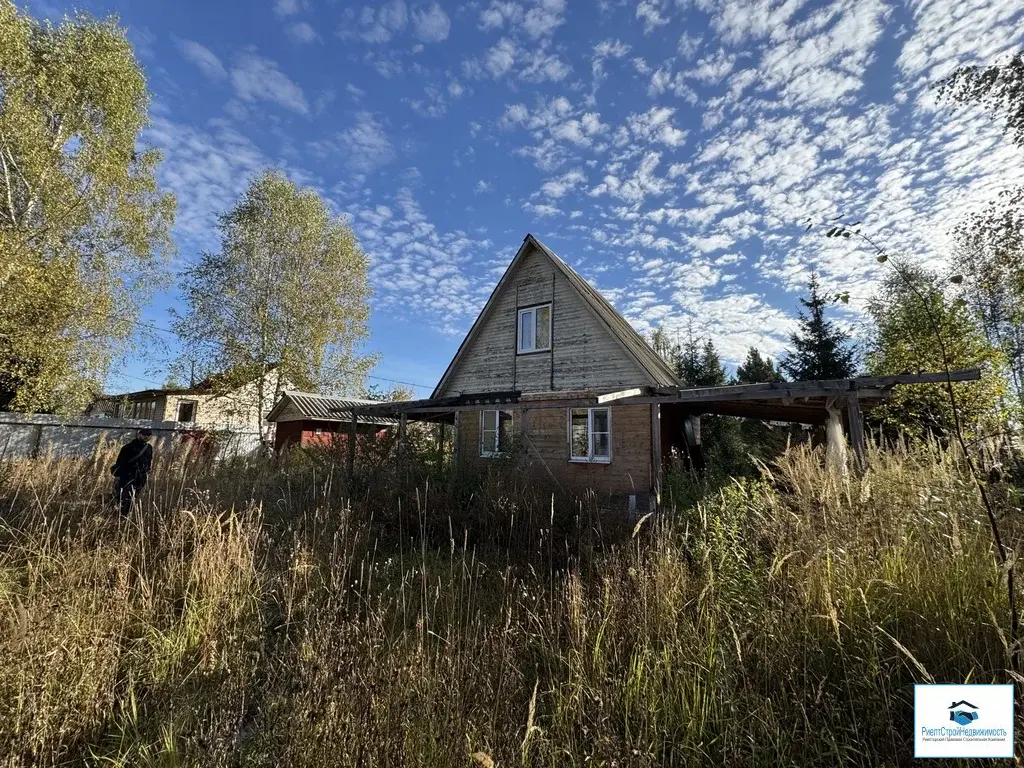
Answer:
[[0, 441, 1021, 766]]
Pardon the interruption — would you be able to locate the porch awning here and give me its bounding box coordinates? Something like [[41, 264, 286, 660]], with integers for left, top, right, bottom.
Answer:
[[350, 370, 981, 425]]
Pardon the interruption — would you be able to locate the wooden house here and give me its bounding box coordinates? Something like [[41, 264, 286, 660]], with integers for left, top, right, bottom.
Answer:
[[352, 234, 981, 513], [428, 234, 679, 510]]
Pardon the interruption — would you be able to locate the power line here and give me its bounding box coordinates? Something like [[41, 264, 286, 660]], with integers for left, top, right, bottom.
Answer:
[[3, 285, 437, 393]]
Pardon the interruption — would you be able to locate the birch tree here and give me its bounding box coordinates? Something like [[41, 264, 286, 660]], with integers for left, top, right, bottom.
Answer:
[[0, 1, 176, 412], [172, 169, 374, 446]]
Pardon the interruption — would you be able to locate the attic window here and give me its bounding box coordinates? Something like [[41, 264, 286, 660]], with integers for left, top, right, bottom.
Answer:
[[517, 304, 551, 354]]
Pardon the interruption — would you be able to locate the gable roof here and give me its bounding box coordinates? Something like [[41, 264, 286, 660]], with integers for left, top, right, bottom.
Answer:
[[265, 390, 399, 425], [431, 234, 681, 397]]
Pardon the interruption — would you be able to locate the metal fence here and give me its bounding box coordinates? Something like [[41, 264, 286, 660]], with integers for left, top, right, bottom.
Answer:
[[0, 412, 265, 460]]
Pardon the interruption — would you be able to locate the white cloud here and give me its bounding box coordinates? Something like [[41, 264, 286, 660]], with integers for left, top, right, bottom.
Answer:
[[361, 0, 409, 43], [337, 113, 395, 173], [175, 39, 227, 80], [286, 22, 319, 44], [620, 106, 689, 148], [355, 187, 495, 334], [274, 0, 305, 16], [144, 117, 278, 246], [678, 32, 702, 59], [589, 151, 673, 204], [522, 0, 567, 38], [479, 0, 566, 38], [412, 3, 451, 42], [688, 49, 735, 84], [230, 52, 308, 114], [539, 168, 587, 199], [485, 38, 517, 77], [523, 201, 561, 217], [636, 0, 671, 33], [897, 0, 1024, 85], [520, 49, 570, 82]]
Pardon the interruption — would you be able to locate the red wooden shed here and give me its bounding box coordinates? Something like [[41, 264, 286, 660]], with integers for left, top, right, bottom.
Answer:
[[266, 391, 398, 452]]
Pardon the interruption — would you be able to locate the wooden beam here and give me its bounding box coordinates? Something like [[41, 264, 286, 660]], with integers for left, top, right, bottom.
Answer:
[[347, 410, 357, 477], [651, 404, 662, 505], [825, 398, 847, 477], [853, 369, 981, 387], [399, 413, 407, 457], [597, 387, 645, 404], [847, 393, 867, 475], [453, 410, 461, 466]]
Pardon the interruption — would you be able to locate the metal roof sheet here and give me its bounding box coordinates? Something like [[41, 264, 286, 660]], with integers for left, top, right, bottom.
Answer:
[[266, 391, 399, 425]]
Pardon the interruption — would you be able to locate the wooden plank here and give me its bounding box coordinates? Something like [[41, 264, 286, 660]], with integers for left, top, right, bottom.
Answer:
[[597, 387, 645, 404], [847, 393, 867, 475]]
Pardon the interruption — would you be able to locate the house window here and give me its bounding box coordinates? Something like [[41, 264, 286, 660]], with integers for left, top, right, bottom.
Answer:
[[176, 401, 197, 423], [569, 407, 611, 463], [126, 400, 157, 420], [480, 410, 513, 457], [517, 304, 551, 354]]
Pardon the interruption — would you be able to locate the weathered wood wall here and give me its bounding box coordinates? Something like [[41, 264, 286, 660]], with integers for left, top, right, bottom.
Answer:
[[455, 403, 654, 496], [438, 245, 650, 396]]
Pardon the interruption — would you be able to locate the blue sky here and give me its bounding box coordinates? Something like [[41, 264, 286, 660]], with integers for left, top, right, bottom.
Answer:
[[27, 0, 1024, 397]]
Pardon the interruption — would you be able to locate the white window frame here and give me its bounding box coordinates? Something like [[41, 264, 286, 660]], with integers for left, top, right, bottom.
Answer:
[[176, 400, 198, 423], [480, 409, 513, 458], [568, 407, 612, 464], [516, 303, 552, 354]]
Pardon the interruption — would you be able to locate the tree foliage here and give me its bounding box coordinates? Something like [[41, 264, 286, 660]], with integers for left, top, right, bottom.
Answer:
[[938, 52, 1024, 148], [173, 169, 374, 444], [866, 265, 1007, 439], [363, 383, 415, 402], [735, 347, 784, 384], [0, 1, 176, 412], [950, 195, 1024, 410], [780, 274, 857, 381]]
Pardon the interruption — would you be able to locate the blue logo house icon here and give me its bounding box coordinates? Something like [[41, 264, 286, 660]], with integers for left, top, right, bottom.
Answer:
[[949, 700, 979, 726]]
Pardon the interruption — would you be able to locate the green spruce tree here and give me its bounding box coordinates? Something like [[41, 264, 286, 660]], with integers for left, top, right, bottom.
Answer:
[[735, 347, 784, 384], [780, 274, 857, 381]]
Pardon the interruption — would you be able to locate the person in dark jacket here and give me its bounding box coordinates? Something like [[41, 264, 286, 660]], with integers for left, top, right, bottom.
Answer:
[[111, 429, 154, 515]]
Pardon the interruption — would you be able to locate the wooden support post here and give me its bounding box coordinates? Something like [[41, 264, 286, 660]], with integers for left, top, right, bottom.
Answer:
[[452, 410, 461, 467], [399, 413, 408, 457], [824, 397, 848, 477], [436, 421, 445, 464], [651, 404, 662, 506], [347, 411, 357, 477], [846, 392, 867, 475]]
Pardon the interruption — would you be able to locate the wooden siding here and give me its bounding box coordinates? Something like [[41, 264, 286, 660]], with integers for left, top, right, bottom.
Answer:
[[275, 420, 384, 451], [456, 403, 654, 496], [438, 245, 651, 396]]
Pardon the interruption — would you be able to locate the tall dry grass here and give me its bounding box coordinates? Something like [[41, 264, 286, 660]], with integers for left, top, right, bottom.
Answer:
[[0, 439, 1020, 766]]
